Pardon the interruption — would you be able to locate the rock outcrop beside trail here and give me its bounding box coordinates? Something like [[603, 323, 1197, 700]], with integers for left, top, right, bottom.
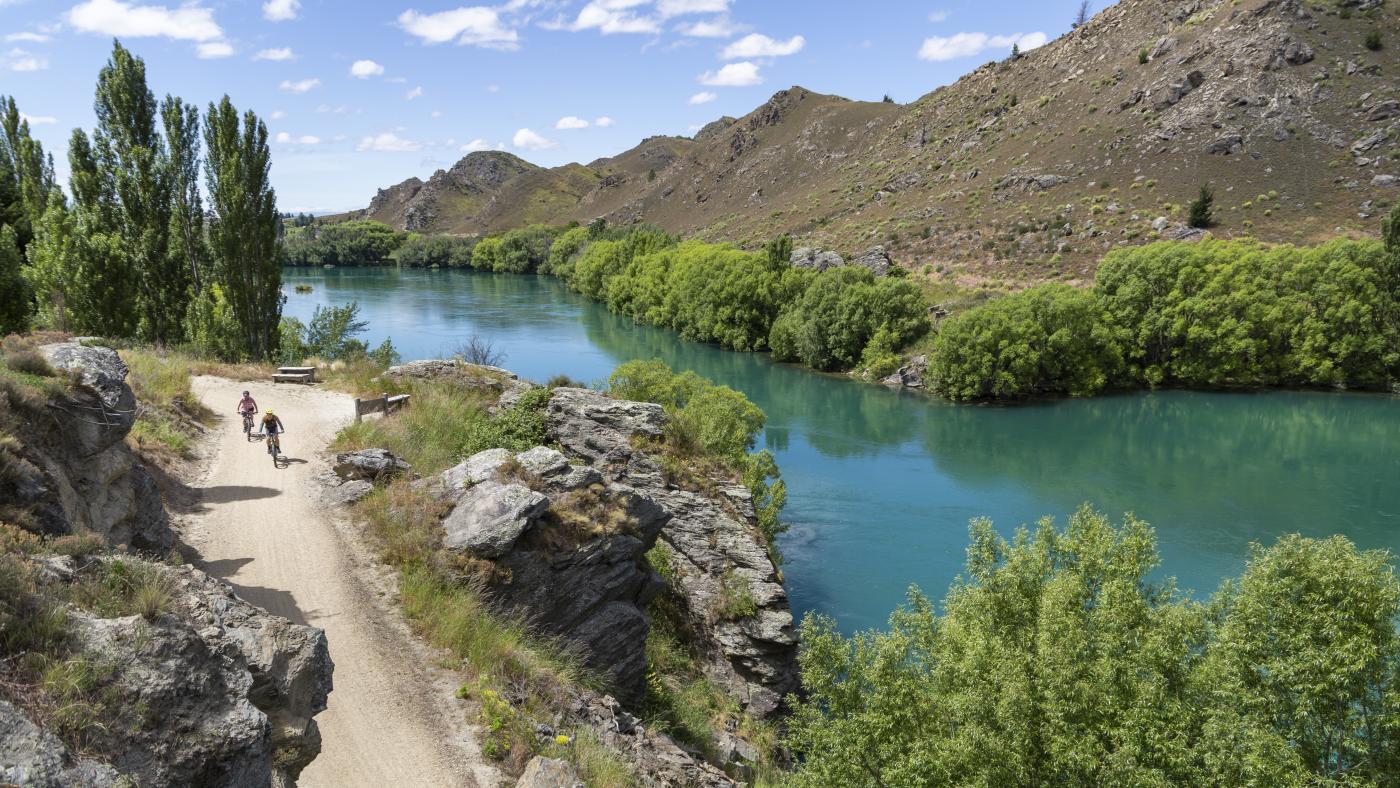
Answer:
[[0, 342, 171, 550], [1, 341, 334, 787]]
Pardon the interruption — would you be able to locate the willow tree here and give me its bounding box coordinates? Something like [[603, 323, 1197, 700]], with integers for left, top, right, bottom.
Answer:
[[204, 96, 280, 361]]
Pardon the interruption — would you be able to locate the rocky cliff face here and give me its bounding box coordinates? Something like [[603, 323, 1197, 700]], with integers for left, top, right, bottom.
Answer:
[[0, 341, 333, 787]]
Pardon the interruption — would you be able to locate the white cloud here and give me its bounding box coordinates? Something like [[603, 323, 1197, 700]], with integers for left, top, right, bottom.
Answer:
[[512, 127, 556, 151], [262, 0, 299, 22], [397, 7, 519, 49], [406, 86, 424, 100], [928, 10, 949, 22], [275, 131, 320, 145], [316, 103, 351, 114], [657, 0, 727, 16], [698, 60, 760, 86], [254, 47, 295, 61], [357, 132, 423, 152], [269, 109, 286, 120], [279, 77, 321, 93], [19, 112, 57, 125], [461, 138, 501, 152], [720, 32, 803, 59], [595, 116, 614, 127], [8, 54, 47, 71], [688, 90, 717, 105], [67, 0, 222, 41], [555, 115, 589, 129], [4, 32, 51, 43], [431, 110, 443, 118], [917, 30, 1047, 61], [350, 59, 384, 78], [196, 41, 233, 59], [564, 2, 659, 34], [677, 16, 742, 37], [486, 84, 500, 92]]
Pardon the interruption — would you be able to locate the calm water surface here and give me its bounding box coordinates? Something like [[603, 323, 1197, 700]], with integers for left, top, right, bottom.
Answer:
[[284, 267, 1400, 633]]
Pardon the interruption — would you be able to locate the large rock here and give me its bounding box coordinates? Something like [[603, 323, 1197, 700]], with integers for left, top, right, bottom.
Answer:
[[788, 247, 845, 272], [443, 480, 549, 557], [546, 388, 665, 466], [385, 358, 536, 411], [882, 355, 928, 389], [850, 246, 892, 276], [516, 757, 584, 788], [7, 342, 172, 550], [0, 700, 119, 787], [333, 448, 411, 482]]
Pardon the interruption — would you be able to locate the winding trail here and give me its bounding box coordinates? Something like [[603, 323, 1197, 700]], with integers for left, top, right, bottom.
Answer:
[[183, 376, 495, 788]]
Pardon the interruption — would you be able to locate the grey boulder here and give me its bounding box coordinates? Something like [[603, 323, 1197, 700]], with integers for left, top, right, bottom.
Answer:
[[443, 480, 549, 557], [333, 448, 412, 482]]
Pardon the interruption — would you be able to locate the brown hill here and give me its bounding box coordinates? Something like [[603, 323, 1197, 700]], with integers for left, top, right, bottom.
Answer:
[[346, 0, 1399, 285]]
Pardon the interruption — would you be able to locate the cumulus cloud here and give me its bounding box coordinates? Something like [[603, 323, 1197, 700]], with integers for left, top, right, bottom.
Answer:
[[67, 0, 222, 41], [275, 131, 320, 145], [350, 59, 384, 78], [461, 138, 503, 152], [8, 54, 48, 71], [196, 41, 234, 58], [19, 112, 57, 125], [268, 109, 286, 120], [279, 77, 321, 93], [555, 115, 589, 129], [917, 30, 1046, 61], [4, 32, 51, 43], [676, 17, 742, 38], [398, 7, 519, 49], [720, 32, 803, 59], [512, 127, 557, 151], [595, 116, 614, 127], [357, 132, 423, 152], [406, 86, 424, 100], [688, 91, 717, 105], [254, 47, 295, 61], [656, 0, 727, 16], [698, 60, 760, 86], [263, 0, 299, 22], [561, 2, 659, 35]]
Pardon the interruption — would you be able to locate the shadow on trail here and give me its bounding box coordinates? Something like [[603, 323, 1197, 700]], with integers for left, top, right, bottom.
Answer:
[[181, 546, 310, 625], [200, 485, 281, 504]]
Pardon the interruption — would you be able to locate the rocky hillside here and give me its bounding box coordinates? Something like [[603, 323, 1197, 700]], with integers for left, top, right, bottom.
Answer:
[[347, 0, 1397, 285], [0, 341, 332, 787]]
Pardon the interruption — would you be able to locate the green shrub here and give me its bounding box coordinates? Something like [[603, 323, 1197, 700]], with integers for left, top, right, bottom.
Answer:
[[1364, 30, 1382, 51], [1188, 184, 1215, 228], [770, 267, 928, 371], [282, 220, 404, 266]]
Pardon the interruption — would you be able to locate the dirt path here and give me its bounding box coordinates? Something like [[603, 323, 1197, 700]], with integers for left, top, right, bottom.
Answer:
[[183, 377, 497, 788]]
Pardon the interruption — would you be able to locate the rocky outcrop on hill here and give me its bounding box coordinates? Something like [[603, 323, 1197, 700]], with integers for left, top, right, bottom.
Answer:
[[0, 342, 171, 550]]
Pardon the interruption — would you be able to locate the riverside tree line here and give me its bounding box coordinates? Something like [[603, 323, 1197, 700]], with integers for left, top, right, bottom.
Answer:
[[0, 42, 282, 361], [285, 208, 1400, 398]]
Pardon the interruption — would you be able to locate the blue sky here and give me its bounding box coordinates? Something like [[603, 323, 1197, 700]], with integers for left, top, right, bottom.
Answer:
[[2, 0, 1077, 213]]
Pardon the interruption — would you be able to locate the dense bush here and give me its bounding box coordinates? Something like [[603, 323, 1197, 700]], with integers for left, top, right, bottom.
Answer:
[[542, 225, 590, 277], [769, 267, 928, 371], [394, 233, 476, 268], [470, 224, 559, 273], [930, 283, 1122, 399], [932, 238, 1400, 400], [786, 508, 1400, 786], [283, 220, 404, 266]]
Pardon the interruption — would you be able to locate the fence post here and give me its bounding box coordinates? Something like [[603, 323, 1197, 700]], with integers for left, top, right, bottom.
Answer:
[[353, 398, 362, 423]]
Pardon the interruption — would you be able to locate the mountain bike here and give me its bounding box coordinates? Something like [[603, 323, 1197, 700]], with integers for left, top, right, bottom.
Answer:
[[267, 431, 283, 467], [241, 411, 256, 441]]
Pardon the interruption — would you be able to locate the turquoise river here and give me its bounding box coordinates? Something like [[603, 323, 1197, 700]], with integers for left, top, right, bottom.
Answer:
[[283, 267, 1400, 634]]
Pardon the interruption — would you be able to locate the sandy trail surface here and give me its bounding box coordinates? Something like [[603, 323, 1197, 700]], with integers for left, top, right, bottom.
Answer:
[[184, 376, 493, 788]]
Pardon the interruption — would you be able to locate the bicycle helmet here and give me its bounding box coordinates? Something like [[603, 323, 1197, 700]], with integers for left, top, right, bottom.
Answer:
[[265, 409, 275, 416], [242, 390, 249, 396]]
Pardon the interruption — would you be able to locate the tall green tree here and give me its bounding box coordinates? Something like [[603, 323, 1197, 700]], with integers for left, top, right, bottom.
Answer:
[[0, 224, 29, 334], [204, 95, 281, 361], [66, 127, 138, 337], [0, 96, 56, 253], [22, 192, 80, 331], [162, 95, 206, 294], [91, 41, 182, 343]]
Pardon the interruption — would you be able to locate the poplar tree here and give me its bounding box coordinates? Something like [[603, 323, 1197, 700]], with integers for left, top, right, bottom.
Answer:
[[91, 41, 183, 344], [67, 126, 138, 337], [0, 225, 28, 334], [163, 96, 207, 294], [204, 96, 281, 360], [0, 96, 56, 253]]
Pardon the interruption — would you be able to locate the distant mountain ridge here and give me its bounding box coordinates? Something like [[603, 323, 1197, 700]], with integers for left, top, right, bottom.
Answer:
[[344, 0, 1399, 281]]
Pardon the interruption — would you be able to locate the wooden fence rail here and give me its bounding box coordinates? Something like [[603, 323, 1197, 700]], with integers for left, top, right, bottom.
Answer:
[[354, 392, 411, 423]]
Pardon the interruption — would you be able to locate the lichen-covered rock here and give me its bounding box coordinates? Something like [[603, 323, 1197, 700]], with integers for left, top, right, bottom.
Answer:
[[850, 246, 892, 276], [333, 448, 412, 481], [516, 756, 584, 788], [0, 700, 119, 787], [546, 388, 665, 466], [385, 358, 536, 412], [6, 343, 172, 551], [443, 480, 550, 557], [323, 479, 375, 507], [788, 247, 844, 272], [881, 355, 928, 389]]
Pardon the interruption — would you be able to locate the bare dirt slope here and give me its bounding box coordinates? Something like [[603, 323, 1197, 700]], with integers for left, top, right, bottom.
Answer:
[[183, 377, 496, 788]]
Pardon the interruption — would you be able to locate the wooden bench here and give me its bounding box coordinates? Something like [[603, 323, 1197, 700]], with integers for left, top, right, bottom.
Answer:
[[272, 366, 317, 384], [354, 392, 411, 423]]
